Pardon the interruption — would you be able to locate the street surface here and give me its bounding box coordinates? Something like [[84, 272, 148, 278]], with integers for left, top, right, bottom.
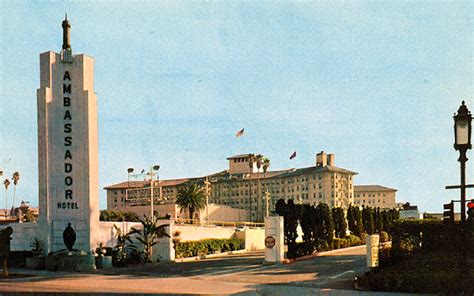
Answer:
[[0, 246, 426, 295]]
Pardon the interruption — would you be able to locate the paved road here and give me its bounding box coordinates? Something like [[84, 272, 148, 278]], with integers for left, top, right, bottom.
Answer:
[[0, 246, 424, 295]]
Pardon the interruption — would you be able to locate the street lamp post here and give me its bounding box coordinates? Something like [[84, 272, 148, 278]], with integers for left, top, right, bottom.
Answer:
[[204, 177, 210, 226], [453, 101, 472, 223], [265, 191, 270, 218], [452, 100, 472, 287], [149, 165, 160, 221]]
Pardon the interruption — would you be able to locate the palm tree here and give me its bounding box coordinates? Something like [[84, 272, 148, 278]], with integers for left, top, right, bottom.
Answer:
[[262, 157, 271, 218], [255, 154, 263, 222], [247, 154, 255, 222], [175, 183, 206, 224], [3, 179, 10, 217], [11, 172, 19, 213], [128, 216, 170, 263]]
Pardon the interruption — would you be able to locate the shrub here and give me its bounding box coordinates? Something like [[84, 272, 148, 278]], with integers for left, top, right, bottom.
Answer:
[[378, 231, 389, 243], [333, 235, 363, 250], [175, 238, 243, 259]]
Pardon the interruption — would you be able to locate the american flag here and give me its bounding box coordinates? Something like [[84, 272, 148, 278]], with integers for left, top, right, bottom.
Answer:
[[289, 151, 297, 160], [236, 128, 245, 137]]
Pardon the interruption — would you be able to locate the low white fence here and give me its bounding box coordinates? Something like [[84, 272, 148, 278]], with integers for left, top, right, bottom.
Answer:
[[4, 221, 266, 255]]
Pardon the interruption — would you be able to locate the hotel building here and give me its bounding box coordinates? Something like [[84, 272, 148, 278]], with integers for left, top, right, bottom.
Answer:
[[353, 185, 400, 209], [105, 151, 358, 222]]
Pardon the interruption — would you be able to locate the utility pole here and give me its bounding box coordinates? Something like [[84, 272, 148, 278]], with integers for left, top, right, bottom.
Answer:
[[204, 177, 210, 226], [265, 191, 270, 218]]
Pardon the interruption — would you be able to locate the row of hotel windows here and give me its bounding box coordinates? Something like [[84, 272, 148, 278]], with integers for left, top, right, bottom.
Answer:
[[232, 158, 249, 163], [354, 199, 386, 204], [355, 193, 386, 197]]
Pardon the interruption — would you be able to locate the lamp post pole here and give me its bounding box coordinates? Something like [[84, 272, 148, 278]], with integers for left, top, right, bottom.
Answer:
[[204, 177, 210, 226], [150, 166, 154, 220], [451, 101, 472, 288], [453, 101, 472, 223], [459, 148, 467, 223], [149, 165, 160, 221]]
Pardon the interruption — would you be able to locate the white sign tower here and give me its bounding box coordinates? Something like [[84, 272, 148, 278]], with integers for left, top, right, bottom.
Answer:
[[37, 15, 99, 255]]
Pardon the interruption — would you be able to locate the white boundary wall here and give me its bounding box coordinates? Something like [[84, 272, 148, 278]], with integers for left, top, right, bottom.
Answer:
[[5, 221, 265, 256]]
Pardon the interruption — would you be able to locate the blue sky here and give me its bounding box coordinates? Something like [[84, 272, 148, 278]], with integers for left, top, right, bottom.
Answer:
[[0, 1, 472, 212]]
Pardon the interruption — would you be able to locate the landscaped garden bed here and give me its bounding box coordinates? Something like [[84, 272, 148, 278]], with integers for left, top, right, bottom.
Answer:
[[174, 238, 243, 259], [355, 220, 474, 294]]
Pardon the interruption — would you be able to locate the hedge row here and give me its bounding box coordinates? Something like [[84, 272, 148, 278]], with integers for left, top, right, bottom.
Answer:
[[175, 238, 243, 258], [390, 220, 474, 260], [333, 235, 364, 250], [357, 220, 474, 293]]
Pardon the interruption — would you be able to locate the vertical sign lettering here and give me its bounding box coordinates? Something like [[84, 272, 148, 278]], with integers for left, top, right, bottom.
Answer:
[[58, 70, 78, 210]]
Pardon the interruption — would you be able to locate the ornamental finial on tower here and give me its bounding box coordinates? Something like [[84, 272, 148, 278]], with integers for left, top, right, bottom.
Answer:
[[62, 14, 71, 50]]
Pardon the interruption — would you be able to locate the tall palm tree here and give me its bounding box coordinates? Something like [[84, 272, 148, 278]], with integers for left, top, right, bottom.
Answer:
[[255, 154, 263, 222], [247, 154, 255, 222], [176, 183, 206, 224], [11, 172, 19, 213], [262, 157, 271, 218], [3, 179, 10, 218]]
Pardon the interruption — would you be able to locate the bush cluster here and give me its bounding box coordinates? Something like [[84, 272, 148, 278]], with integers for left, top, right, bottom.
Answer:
[[100, 210, 140, 222], [390, 220, 473, 261], [275, 199, 397, 259], [333, 235, 363, 250], [358, 220, 474, 294], [175, 238, 242, 258]]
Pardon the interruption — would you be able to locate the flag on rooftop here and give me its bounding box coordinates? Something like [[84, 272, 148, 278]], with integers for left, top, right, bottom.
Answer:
[[236, 128, 245, 138], [289, 151, 297, 160]]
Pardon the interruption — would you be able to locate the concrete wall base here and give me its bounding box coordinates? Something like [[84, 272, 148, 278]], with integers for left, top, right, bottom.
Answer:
[[45, 252, 95, 271]]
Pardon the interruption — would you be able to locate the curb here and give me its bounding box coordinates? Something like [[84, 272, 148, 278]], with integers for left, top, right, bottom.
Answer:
[[175, 249, 263, 262], [282, 244, 366, 264]]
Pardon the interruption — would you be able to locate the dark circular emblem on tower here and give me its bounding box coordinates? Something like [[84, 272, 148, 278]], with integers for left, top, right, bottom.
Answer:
[[63, 223, 76, 251]]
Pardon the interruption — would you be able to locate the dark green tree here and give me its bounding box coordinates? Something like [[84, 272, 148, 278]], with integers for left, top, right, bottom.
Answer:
[[374, 207, 383, 232], [380, 210, 389, 231], [100, 210, 140, 222], [275, 199, 299, 258], [176, 183, 206, 223], [316, 203, 334, 250], [347, 205, 355, 234], [332, 207, 347, 238], [362, 206, 374, 234], [349, 205, 363, 237], [299, 204, 318, 254]]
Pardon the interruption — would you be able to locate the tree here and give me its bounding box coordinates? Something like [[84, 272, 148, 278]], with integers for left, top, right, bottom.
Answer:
[[332, 207, 347, 238], [348, 205, 363, 237], [176, 183, 206, 223], [247, 154, 255, 222], [262, 157, 271, 218], [11, 172, 20, 213], [362, 206, 374, 234], [374, 207, 383, 232], [255, 154, 263, 222], [128, 215, 170, 263], [112, 224, 135, 266], [316, 203, 334, 250], [3, 179, 10, 217], [100, 210, 139, 222], [299, 204, 318, 255], [275, 199, 299, 258]]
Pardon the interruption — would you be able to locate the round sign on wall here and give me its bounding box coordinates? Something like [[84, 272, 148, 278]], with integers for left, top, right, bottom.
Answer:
[[265, 236, 276, 248]]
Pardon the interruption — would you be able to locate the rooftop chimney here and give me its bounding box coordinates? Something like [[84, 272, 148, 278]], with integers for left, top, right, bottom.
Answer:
[[316, 151, 327, 167], [327, 154, 335, 166]]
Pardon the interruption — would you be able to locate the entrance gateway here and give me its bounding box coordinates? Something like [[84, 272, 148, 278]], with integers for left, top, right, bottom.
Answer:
[[37, 15, 99, 260]]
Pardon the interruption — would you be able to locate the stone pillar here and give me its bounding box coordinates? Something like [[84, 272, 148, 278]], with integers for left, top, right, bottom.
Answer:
[[154, 220, 175, 262], [264, 216, 284, 263]]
